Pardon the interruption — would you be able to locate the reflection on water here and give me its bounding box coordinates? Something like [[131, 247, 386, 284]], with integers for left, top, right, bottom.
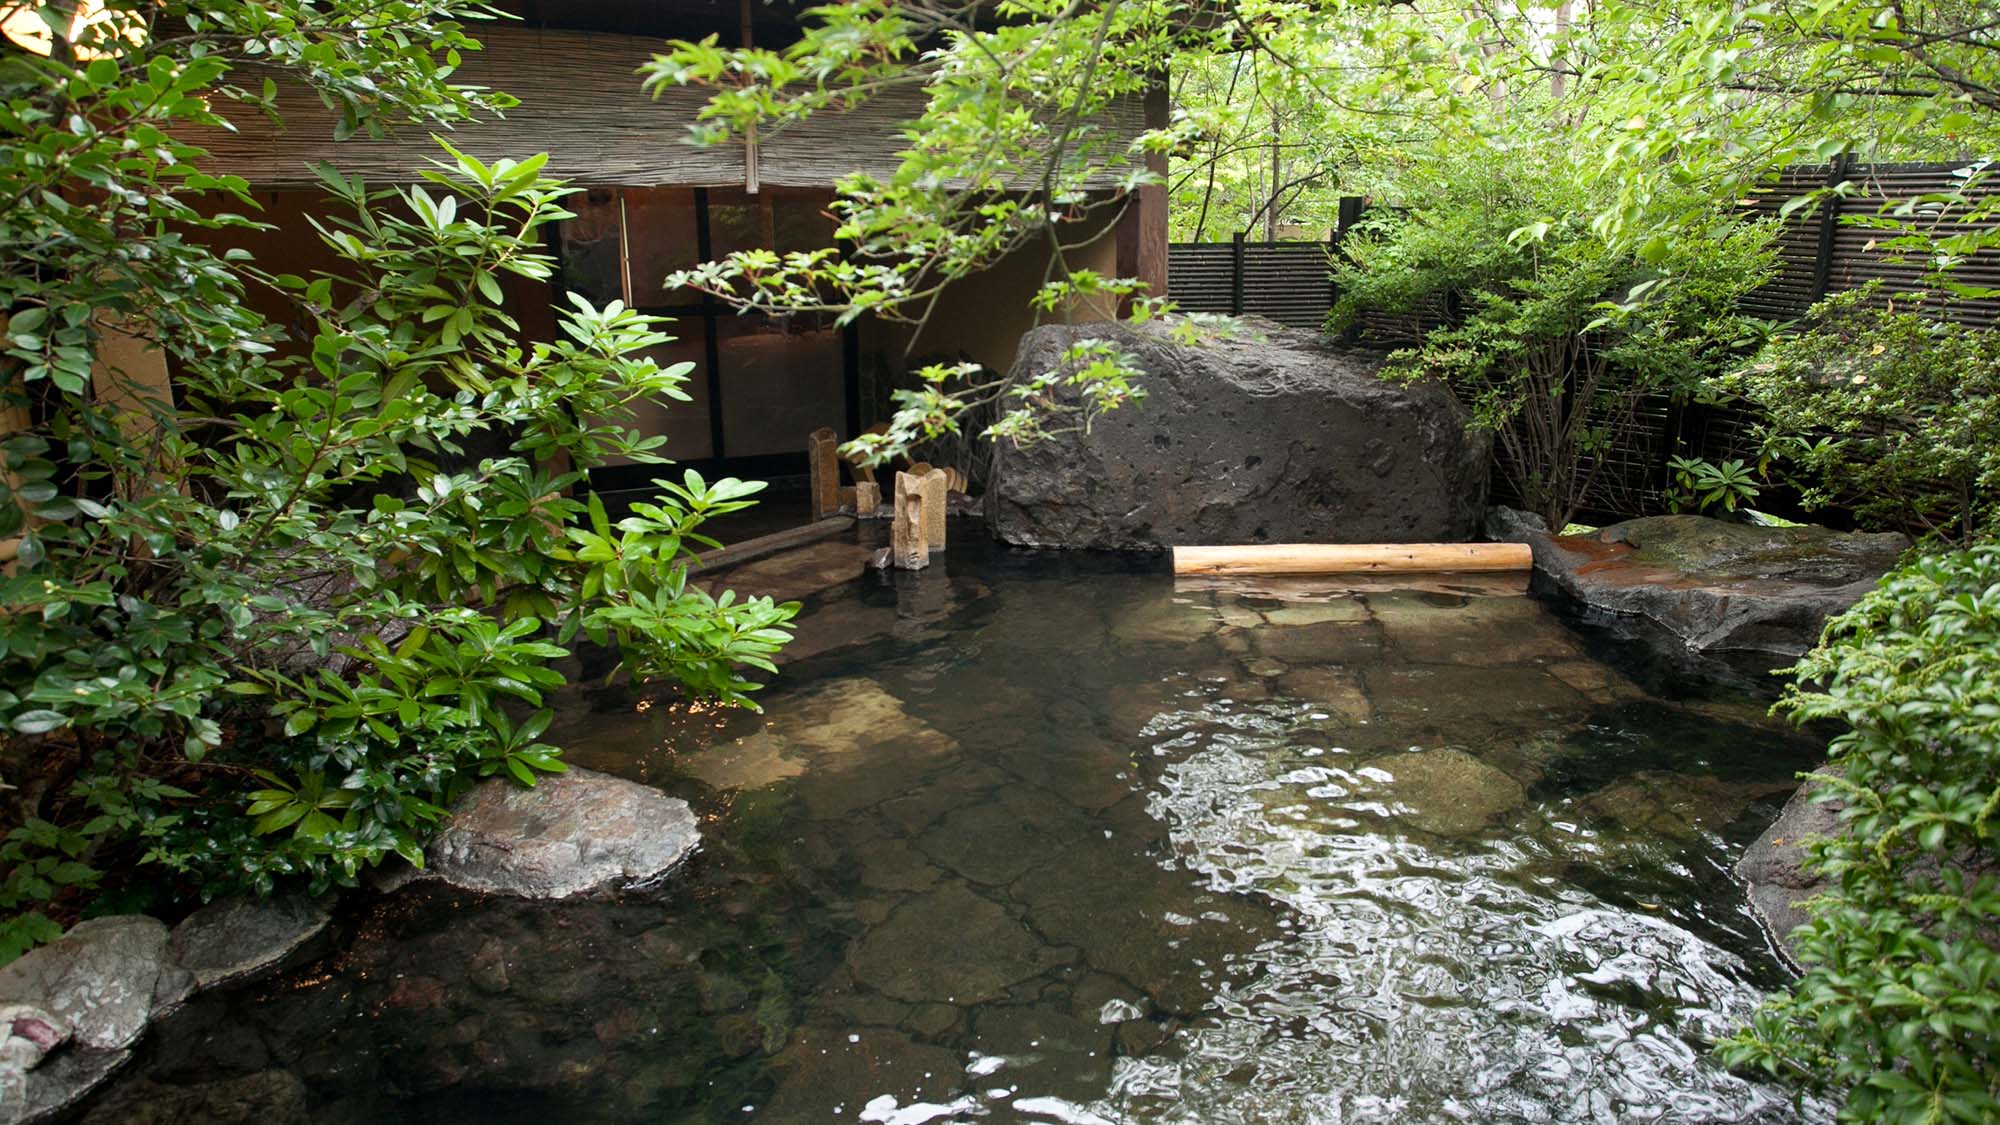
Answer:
[[89, 529, 1832, 1124]]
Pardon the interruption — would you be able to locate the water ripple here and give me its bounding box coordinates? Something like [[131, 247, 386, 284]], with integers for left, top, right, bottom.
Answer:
[[1093, 700, 1832, 1124]]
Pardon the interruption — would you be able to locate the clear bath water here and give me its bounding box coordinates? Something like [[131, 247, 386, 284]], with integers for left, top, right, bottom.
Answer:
[[95, 530, 1832, 1124]]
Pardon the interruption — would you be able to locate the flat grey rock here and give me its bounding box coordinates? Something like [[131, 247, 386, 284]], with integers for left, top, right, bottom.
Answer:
[[0, 916, 184, 1052], [166, 895, 333, 991], [988, 318, 1488, 550], [1517, 514, 1907, 660], [0, 1045, 128, 1125], [427, 767, 699, 899]]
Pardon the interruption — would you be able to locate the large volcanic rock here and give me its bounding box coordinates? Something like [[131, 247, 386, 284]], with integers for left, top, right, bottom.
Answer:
[[1735, 781, 1843, 969], [1497, 512, 1907, 662], [987, 319, 1488, 550]]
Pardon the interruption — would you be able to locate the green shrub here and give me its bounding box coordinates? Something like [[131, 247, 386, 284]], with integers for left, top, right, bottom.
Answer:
[[1722, 286, 2000, 545], [0, 3, 792, 961], [1330, 147, 1775, 528], [1719, 546, 2000, 1122]]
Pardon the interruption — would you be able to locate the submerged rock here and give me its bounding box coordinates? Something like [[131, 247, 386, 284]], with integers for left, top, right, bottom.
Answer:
[[759, 1026, 965, 1120], [75, 1069, 309, 1125], [1508, 512, 1907, 661], [988, 319, 1488, 549], [1579, 772, 1792, 844], [1735, 781, 1843, 969], [1373, 748, 1527, 836], [427, 767, 699, 899], [846, 882, 1052, 1005]]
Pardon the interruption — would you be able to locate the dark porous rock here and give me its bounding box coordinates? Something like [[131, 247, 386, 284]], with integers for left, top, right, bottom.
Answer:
[[1736, 781, 1844, 970], [1523, 514, 1907, 661], [427, 767, 699, 899], [1482, 505, 1549, 543], [166, 895, 333, 991], [988, 319, 1488, 550]]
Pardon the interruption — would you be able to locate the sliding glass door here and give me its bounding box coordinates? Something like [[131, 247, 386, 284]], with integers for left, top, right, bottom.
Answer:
[[554, 186, 857, 486]]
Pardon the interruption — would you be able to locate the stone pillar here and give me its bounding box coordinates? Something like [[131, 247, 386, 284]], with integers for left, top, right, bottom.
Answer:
[[891, 470, 928, 570], [919, 468, 947, 550], [807, 427, 840, 519], [853, 479, 881, 518]]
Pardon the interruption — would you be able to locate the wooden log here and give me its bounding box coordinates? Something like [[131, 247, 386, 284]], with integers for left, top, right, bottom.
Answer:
[[691, 515, 853, 574], [891, 471, 929, 570], [853, 479, 881, 517], [807, 427, 840, 519], [1171, 542, 1533, 576], [918, 468, 948, 550]]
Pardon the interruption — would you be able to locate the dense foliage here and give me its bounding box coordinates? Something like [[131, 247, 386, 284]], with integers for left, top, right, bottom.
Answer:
[[1329, 146, 1775, 528], [1719, 547, 2000, 1123], [1722, 286, 2000, 545], [0, 3, 789, 961]]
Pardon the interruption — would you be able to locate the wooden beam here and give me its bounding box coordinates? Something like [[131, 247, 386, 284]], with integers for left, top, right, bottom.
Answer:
[[691, 515, 853, 574], [1171, 543, 1533, 576]]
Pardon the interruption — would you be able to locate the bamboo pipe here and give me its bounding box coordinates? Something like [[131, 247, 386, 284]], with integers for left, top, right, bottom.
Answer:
[[1171, 542, 1532, 576]]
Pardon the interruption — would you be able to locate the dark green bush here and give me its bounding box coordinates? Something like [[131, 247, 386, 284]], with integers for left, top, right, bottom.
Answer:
[[1330, 148, 1775, 528], [0, 2, 791, 961], [1720, 546, 2000, 1122], [1722, 286, 2000, 545]]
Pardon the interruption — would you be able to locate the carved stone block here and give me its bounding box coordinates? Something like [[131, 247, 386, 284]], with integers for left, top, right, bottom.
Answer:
[[891, 471, 929, 570], [807, 427, 840, 519]]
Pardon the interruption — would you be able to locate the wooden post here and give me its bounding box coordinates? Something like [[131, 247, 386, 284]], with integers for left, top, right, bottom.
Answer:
[[853, 479, 880, 517], [891, 471, 928, 570], [1230, 231, 1246, 316], [1808, 154, 1853, 303], [807, 427, 840, 519], [919, 468, 947, 550], [1112, 74, 1170, 317]]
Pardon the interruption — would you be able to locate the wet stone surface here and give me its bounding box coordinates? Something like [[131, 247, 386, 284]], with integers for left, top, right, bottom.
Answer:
[[82, 533, 1832, 1123]]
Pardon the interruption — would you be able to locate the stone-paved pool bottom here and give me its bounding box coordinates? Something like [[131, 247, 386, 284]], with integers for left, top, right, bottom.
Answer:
[[85, 533, 1832, 1124]]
